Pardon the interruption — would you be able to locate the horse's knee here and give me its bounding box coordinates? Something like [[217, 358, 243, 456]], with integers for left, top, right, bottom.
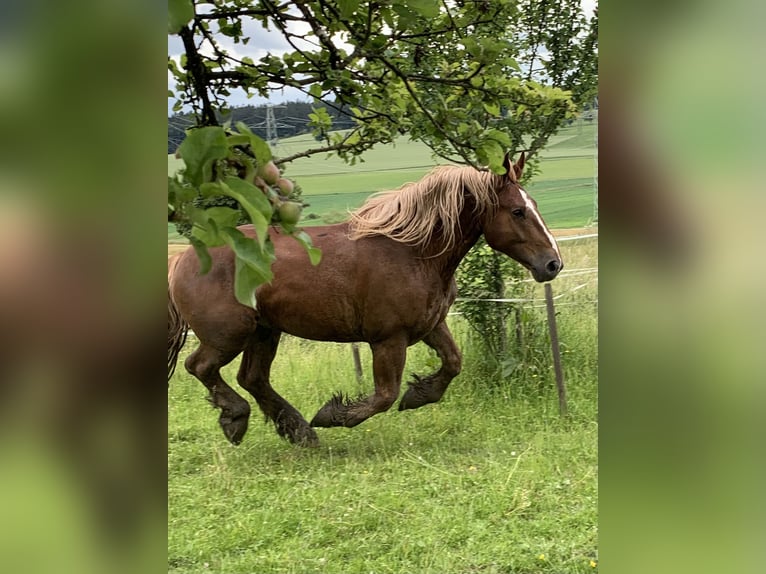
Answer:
[[443, 348, 462, 378], [184, 352, 207, 378]]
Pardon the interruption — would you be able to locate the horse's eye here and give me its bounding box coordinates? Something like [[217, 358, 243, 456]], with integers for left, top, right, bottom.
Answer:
[[512, 208, 525, 218]]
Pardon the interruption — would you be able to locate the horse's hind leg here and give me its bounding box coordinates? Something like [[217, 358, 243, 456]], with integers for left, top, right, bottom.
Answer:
[[185, 344, 251, 445], [237, 327, 319, 447], [311, 336, 406, 428], [399, 320, 462, 411]]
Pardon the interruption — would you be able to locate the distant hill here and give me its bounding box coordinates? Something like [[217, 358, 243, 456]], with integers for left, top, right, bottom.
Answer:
[[167, 101, 354, 154]]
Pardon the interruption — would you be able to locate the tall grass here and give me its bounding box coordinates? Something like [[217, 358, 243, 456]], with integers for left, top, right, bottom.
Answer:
[[168, 239, 598, 573]]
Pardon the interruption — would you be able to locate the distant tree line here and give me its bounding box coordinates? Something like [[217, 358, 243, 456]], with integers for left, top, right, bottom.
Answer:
[[168, 101, 356, 153]]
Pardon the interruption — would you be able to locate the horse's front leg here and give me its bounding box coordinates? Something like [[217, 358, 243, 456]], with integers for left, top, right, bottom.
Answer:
[[311, 336, 406, 428], [399, 320, 462, 411], [237, 326, 319, 447]]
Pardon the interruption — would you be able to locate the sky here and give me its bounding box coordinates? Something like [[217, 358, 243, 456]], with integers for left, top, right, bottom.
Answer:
[[168, 0, 598, 115]]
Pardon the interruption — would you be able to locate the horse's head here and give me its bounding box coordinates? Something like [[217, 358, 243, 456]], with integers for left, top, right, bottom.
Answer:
[[482, 152, 563, 282]]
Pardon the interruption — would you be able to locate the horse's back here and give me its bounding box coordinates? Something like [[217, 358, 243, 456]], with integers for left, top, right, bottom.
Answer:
[[171, 223, 452, 345]]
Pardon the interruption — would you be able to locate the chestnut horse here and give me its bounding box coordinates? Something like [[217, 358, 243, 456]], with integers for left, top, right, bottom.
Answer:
[[168, 152, 562, 446]]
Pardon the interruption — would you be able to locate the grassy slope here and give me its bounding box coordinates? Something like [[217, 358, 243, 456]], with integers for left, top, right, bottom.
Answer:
[[168, 122, 597, 229]]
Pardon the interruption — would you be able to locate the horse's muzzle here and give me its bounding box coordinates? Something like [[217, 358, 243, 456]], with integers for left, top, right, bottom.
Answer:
[[546, 258, 562, 275], [531, 258, 563, 282]]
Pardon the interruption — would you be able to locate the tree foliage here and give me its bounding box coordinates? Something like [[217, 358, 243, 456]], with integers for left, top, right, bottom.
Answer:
[[455, 239, 549, 383], [167, 0, 597, 306]]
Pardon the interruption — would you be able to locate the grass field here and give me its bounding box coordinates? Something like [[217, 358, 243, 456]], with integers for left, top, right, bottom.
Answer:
[[168, 237, 598, 573], [168, 120, 597, 231]]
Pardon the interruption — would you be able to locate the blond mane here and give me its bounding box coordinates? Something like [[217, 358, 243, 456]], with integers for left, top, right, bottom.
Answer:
[[348, 165, 501, 254]]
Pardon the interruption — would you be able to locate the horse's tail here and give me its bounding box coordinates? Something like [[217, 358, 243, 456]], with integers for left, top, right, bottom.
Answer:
[[167, 252, 189, 383]]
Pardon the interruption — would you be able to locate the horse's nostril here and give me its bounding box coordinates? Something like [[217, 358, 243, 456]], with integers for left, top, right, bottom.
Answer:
[[546, 259, 561, 274]]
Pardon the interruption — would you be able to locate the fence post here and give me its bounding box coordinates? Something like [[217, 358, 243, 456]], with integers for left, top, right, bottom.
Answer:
[[544, 283, 568, 416]]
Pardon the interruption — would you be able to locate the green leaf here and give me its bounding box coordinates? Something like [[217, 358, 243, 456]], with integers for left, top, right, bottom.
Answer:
[[191, 216, 220, 247], [220, 177, 273, 246], [234, 122, 272, 165], [168, 0, 194, 34], [199, 182, 223, 197], [486, 129, 512, 148], [343, 131, 361, 146], [226, 133, 250, 147], [232, 257, 262, 309], [483, 101, 501, 117], [293, 231, 322, 266], [191, 206, 241, 246], [177, 127, 229, 187], [462, 37, 481, 58], [221, 227, 275, 308], [309, 84, 322, 99], [391, 4, 416, 26], [503, 57, 521, 72], [478, 139, 505, 174], [308, 107, 333, 138], [168, 176, 195, 204], [338, 0, 359, 19], [189, 236, 212, 275], [406, 0, 440, 18]]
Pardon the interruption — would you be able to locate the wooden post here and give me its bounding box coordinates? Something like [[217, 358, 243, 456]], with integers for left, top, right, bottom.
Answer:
[[351, 343, 363, 383], [544, 283, 568, 416], [514, 305, 523, 349]]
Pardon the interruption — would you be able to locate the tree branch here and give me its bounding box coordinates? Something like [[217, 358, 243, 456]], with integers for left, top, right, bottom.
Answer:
[[179, 24, 218, 126], [275, 137, 370, 165]]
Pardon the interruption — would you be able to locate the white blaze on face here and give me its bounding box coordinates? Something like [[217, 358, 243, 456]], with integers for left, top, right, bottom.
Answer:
[[518, 187, 561, 259]]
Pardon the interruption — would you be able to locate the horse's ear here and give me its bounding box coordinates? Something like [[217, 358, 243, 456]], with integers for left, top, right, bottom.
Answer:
[[514, 151, 526, 180], [503, 152, 514, 178]]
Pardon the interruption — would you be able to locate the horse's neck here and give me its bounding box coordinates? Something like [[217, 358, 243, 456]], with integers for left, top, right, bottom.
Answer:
[[426, 208, 484, 281]]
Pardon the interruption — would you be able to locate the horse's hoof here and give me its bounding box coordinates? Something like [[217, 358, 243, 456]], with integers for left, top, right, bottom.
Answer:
[[399, 383, 436, 411], [292, 427, 320, 448], [276, 415, 320, 446], [398, 394, 414, 411], [399, 372, 446, 411], [219, 413, 249, 445], [310, 407, 336, 428], [398, 387, 423, 411], [310, 393, 349, 427]]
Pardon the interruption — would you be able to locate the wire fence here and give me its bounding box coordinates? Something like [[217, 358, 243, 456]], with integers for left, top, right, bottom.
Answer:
[[452, 231, 598, 310]]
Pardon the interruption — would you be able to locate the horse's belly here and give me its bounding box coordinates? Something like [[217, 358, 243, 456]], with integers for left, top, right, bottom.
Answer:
[[255, 231, 452, 344], [360, 289, 451, 345], [274, 318, 362, 343], [255, 290, 363, 342], [255, 287, 446, 344]]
